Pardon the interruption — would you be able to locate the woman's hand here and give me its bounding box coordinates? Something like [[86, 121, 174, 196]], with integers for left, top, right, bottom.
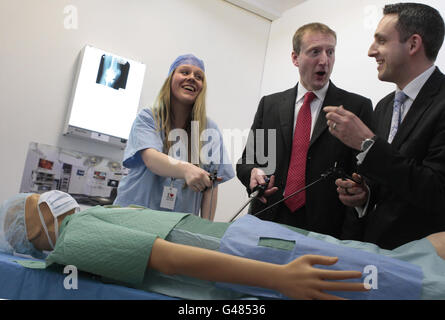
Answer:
[[142, 149, 211, 193], [182, 162, 212, 192]]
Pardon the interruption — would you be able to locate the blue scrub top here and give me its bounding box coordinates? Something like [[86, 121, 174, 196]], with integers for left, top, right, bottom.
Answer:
[[114, 108, 235, 215]]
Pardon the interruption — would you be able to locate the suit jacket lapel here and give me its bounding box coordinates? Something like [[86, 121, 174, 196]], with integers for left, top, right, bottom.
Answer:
[[278, 85, 298, 155], [391, 68, 443, 148], [310, 81, 335, 147], [376, 95, 394, 141]]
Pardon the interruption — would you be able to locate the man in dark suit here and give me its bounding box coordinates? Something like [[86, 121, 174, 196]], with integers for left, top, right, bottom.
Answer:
[[325, 3, 445, 249], [236, 23, 373, 238]]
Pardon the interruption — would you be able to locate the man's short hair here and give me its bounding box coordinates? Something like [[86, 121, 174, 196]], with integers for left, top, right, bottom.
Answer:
[[292, 23, 337, 54], [384, 3, 445, 61]]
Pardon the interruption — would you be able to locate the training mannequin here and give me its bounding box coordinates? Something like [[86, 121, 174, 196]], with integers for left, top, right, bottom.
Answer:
[[2, 191, 445, 299]]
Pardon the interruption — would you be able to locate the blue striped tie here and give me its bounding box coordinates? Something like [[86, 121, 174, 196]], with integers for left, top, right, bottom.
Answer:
[[388, 91, 408, 143]]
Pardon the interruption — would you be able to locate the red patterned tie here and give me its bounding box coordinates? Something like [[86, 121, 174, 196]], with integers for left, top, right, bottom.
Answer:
[[284, 91, 315, 212]]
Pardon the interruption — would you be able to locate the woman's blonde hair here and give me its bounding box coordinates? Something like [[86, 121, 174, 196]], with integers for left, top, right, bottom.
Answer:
[[152, 69, 208, 166]]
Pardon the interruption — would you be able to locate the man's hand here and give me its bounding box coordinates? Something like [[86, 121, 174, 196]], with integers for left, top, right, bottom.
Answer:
[[250, 168, 278, 204], [335, 173, 368, 207], [324, 106, 375, 150]]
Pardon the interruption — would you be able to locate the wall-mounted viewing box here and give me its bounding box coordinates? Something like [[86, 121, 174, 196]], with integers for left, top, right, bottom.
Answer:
[[64, 45, 146, 149]]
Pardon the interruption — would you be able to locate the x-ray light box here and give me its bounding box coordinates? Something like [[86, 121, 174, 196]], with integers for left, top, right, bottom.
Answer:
[[64, 45, 146, 148]]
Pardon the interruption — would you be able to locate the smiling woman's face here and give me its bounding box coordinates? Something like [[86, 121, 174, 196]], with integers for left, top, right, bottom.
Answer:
[[170, 64, 204, 107]]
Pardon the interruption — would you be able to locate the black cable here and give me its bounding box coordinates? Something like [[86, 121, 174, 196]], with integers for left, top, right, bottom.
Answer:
[[252, 171, 332, 217]]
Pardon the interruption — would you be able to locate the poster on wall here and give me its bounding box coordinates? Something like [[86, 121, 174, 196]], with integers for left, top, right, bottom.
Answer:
[[64, 45, 146, 148], [19, 142, 128, 206]]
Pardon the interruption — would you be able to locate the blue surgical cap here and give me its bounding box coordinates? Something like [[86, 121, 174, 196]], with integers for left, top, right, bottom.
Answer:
[[0, 193, 47, 259], [168, 54, 205, 76]]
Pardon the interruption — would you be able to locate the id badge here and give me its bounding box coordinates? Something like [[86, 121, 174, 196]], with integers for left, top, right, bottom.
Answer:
[[160, 186, 178, 210]]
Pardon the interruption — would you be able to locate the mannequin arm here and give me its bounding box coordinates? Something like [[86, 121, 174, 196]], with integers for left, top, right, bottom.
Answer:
[[148, 238, 367, 300]]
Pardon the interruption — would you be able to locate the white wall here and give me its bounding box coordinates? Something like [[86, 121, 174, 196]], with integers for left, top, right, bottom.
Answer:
[[0, 0, 271, 222], [262, 0, 445, 106]]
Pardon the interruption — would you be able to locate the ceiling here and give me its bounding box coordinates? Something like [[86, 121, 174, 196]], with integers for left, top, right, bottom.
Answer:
[[224, 0, 306, 21]]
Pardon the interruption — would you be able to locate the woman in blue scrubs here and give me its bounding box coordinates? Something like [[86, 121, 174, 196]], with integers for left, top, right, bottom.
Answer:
[[114, 54, 234, 220]]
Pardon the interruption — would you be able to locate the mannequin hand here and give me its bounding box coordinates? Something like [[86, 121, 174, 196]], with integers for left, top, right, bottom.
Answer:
[[277, 255, 368, 300]]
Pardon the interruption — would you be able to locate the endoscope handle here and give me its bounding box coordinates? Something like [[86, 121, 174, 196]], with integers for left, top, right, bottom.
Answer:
[[209, 169, 218, 182], [202, 169, 218, 192], [229, 176, 271, 222], [331, 166, 362, 184]]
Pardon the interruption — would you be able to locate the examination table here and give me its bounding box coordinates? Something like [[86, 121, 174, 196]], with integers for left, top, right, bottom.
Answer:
[[0, 252, 176, 300]]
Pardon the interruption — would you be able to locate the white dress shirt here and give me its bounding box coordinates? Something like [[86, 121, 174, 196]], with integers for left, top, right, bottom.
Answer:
[[396, 64, 436, 123], [293, 82, 330, 137]]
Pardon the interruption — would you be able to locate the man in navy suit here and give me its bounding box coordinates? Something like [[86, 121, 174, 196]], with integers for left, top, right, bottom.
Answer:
[[325, 3, 445, 249], [237, 23, 373, 238]]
